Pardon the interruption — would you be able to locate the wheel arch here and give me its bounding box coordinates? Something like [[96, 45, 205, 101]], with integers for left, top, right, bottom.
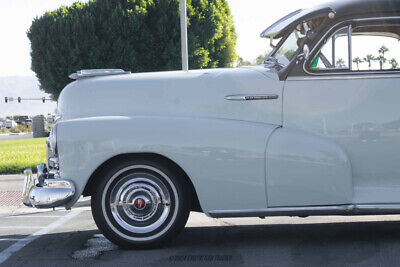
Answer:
[[82, 152, 202, 212]]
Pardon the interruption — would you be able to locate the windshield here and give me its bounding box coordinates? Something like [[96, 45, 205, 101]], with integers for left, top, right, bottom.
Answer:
[[266, 17, 326, 68]]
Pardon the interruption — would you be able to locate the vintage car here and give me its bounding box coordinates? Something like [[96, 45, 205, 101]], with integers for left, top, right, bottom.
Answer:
[[22, 0, 400, 248]]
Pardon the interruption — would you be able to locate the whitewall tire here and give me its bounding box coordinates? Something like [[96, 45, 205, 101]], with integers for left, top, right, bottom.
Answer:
[[91, 159, 191, 248]]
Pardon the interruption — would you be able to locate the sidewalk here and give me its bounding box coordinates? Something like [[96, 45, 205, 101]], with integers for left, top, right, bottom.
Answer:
[[0, 175, 28, 215], [0, 174, 89, 216]]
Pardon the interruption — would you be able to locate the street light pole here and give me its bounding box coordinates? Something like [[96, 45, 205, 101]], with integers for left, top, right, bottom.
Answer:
[[180, 0, 189, 72]]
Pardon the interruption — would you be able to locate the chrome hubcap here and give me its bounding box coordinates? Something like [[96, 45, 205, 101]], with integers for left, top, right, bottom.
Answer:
[[109, 175, 172, 234]]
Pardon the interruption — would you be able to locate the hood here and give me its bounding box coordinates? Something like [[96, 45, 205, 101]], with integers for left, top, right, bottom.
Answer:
[[57, 66, 280, 124]]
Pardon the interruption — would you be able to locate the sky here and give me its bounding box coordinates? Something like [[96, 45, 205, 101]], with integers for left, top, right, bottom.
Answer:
[[0, 0, 333, 77]]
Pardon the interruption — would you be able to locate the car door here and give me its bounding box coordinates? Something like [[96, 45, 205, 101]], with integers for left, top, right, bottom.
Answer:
[[283, 18, 400, 205]]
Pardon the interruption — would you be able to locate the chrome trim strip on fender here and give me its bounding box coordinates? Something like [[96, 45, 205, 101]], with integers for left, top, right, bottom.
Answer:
[[69, 69, 131, 80], [208, 204, 400, 218], [225, 94, 279, 101]]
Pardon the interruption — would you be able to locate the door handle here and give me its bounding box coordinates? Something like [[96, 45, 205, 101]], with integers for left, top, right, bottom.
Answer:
[[225, 94, 279, 101]]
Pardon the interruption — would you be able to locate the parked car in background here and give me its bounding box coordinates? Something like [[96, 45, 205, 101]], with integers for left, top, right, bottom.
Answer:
[[16, 116, 30, 125], [46, 115, 55, 124], [24, 119, 32, 126], [4, 120, 17, 129], [22, 0, 400, 249]]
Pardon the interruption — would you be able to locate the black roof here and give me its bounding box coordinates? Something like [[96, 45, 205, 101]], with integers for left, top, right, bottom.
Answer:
[[261, 0, 400, 38], [325, 0, 400, 18]]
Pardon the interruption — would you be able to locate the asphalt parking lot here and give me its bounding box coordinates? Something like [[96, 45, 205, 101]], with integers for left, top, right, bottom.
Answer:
[[2, 175, 400, 266]]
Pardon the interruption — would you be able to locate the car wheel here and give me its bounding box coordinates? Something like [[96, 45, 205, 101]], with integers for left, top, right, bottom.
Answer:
[[91, 159, 191, 248]]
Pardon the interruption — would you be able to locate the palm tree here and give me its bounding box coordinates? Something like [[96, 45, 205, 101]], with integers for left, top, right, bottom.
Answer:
[[352, 57, 363, 70], [364, 54, 375, 70], [376, 55, 387, 70], [379, 45, 389, 57], [336, 58, 346, 68], [376, 45, 389, 70], [389, 58, 399, 69]]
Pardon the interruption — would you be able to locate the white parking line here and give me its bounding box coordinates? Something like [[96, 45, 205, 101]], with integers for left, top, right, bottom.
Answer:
[[0, 209, 82, 265], [0, 226, 44, 229]]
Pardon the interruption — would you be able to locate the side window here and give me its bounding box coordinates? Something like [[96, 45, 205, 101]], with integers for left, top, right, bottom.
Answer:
[[351, 27, 400, 71], [310, 27, 349, 71], [311, 27, 349, 70], [309, 22, 400, 72]]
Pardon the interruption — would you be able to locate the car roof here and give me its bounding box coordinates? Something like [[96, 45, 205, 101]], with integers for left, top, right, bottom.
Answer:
[[260, 0, 400, 39]]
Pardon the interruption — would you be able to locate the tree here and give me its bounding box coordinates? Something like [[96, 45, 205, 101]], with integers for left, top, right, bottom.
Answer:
[[364, 54, 375, 70], [237, 57, 252, 66], [28, 0, 237, 99], [375, 55, 387, 70], [377, 45, 389, 70], [256, 53, 268, 65], [336, 58, 346, 68], [390, 58, 399, 69], [379, 45, 389, 58], [352, 57, 363, 70]]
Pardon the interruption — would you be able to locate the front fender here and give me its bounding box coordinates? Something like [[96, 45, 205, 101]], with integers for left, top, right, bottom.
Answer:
[[57, 116, 279, 212]]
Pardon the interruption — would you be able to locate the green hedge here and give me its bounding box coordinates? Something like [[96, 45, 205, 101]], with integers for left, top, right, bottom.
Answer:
[[28, 0, 237, 99]]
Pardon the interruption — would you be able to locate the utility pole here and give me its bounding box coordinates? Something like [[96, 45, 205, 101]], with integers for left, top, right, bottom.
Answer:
[[180, 0, 189, 72]]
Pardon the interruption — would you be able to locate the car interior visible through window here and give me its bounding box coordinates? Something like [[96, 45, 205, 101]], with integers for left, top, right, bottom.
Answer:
[[309, 22, 400, 73]]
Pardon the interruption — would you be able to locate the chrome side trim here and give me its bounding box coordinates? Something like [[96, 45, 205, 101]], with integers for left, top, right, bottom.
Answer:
[[225, 94, 279, 101], [287, 74, 400, 81], [208, 204, 400, 218]]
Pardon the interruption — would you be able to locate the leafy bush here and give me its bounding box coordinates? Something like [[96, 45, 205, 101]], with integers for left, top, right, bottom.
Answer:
[[28, 0, 237, 99], [9, 128, 21, 134]]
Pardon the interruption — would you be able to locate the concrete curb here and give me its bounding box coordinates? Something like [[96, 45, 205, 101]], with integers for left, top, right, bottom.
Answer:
[[0, 133, 32, 137]]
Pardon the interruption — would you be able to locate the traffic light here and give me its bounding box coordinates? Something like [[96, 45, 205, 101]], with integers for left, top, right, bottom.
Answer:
[[18, 97, 21, 103], [4, 97, 7, 103], [42, 97, 45, 103]]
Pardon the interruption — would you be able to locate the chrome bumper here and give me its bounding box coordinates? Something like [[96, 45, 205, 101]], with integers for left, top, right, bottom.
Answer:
[[22, 163, 75, 209]]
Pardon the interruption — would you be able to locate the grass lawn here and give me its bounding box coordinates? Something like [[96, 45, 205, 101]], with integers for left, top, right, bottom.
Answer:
[[0, 138, 46, 174]]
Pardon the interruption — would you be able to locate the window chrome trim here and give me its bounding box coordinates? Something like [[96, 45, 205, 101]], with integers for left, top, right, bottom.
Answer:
[[302, 16, 400, 77], [348, 24, 353, 71]]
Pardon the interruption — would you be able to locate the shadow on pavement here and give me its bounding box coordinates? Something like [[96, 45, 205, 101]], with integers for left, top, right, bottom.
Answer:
[[3, 219, 400, 266]]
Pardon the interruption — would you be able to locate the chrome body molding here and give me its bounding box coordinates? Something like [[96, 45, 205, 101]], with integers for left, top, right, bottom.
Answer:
[[287, 74, 400, 81], [208, 204, 400, 218], [225, 94, 279, 101], [22, 164, 75, 209], [69, 69, 131, 80]]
